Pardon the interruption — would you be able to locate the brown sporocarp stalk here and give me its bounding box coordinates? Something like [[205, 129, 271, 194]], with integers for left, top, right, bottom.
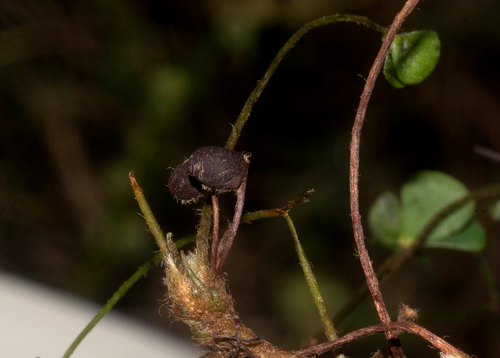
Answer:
[[168, 146, 251, 276], [348, 0, 421, 357], [162, 232, 306, 358]]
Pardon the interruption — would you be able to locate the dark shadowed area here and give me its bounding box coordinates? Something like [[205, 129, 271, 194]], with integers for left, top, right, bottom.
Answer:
[[1, 0, 499, 357]]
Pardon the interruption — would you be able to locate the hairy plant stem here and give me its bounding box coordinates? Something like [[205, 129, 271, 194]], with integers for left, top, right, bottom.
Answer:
[[215, 165, 249, 275], [241, 189, 315, 222], [129, 172, 169, 258], [294, 321, 470, 358], [348, 1, 420, 357], [192, 9, 389, 340], [196, 197, 213, 265], [284, 213, 345, 358]]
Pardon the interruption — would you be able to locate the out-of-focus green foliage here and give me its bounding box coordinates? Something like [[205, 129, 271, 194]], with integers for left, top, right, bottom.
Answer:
[[369, 171, 486, 252], [490, 199, 500, 221]]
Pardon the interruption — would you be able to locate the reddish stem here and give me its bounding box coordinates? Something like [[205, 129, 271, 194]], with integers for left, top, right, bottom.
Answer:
[[348, 0, 420, 357], [215, 166, 249, 276], [294, 321, 469, 357]]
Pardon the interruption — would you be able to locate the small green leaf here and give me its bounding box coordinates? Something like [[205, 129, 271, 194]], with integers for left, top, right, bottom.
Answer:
[[399, 171, 475, 247], [490, 199, 500, 221], [384, 30, 440, 88], [424, 219, 486, 252], [368, 191, 400, 249]]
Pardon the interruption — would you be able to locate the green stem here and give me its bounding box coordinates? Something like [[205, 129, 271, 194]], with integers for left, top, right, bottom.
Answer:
[[241, 189, 315, 223], [174, 233, 196, 249], [61, 252, 163, 358], [129, 172, 168, 257], [225, 15, 387, 151], [284, 213, 345, 358]]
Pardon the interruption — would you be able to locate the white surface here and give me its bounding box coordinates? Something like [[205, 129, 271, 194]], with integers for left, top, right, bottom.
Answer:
[[0, 272, 202, 358]]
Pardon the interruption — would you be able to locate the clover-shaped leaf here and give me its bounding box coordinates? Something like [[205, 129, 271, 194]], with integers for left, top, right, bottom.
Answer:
[[369, 171, 485, 252], [399, 171, 474, 246]]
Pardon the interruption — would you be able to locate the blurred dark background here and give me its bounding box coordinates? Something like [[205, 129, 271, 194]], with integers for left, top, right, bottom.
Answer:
[[1, 0, 499, 356]]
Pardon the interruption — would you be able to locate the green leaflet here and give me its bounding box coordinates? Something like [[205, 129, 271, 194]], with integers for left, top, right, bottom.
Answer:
[[383, 30, 440, 88], [369, 171, 486, 252]]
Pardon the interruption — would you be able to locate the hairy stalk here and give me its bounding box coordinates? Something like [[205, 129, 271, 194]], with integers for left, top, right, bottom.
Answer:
[[196, 200, 213, 269], [241, 189, 315, 223], [215, 165, 249, 275], [294, 321, 471, 358], [70, 187, 315, 358], [284, 214, 345, 358], [348, 1, 420, 357], [129, 172, 169, 257]]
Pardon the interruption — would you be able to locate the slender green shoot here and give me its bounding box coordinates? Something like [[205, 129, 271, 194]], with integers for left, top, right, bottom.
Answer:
[[129, 172, 168, 257], [225, 14, 387, 151], [61, 252, 162, 358], [284, 213, 345, 358]]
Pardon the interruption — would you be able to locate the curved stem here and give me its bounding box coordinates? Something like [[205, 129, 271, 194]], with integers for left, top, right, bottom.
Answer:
[[294, 321, 470, 358], [61, 252, 163, 358], [225, 15, 387, 151], [215, 166, 248, 275], [348, 1, 420, 357], [284, 214, 345, 358]]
